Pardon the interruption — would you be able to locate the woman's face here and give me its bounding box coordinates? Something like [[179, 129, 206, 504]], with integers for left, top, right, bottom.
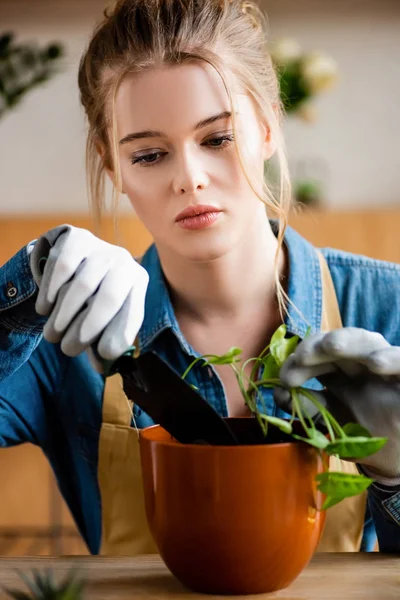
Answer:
[[113, 62, 275, 262]]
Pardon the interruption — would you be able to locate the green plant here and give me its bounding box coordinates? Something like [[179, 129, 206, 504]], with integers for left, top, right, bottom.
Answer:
[[182, 324, 387, 510], [294, 179, 322, 207], [5, 569, 84, 600], [270, 38, 338, 120], [0, 33, 64, 117]]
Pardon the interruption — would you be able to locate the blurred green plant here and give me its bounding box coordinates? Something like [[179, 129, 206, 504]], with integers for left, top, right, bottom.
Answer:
[[294, 179, 322, 207], [0, 32, 64, 118], [271, 38, 338, 121], [5, 569, 84, 600]]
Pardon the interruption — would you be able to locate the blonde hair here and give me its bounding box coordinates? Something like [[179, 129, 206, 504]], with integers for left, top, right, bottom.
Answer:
[[78, 0, 292, 316]]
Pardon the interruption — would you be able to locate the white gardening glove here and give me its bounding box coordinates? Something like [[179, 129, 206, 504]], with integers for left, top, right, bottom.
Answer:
[[274, 328, 400, 485], [30, 225, 149, 372]]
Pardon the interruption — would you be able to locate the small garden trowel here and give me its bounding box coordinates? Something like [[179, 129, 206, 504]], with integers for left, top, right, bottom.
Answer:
[[107, 350, 239, 446], [36, 255, 237, 446]]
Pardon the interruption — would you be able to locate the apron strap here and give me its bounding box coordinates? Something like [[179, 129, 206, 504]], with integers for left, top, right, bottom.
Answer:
[[102, 374, 134, 427], [102, 333, 141, 427], [101, 253, 143, 427], [315, 250, 367, 553]]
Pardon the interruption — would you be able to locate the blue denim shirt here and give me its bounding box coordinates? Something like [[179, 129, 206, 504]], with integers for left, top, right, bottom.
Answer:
[[1, 224, 400, 555]]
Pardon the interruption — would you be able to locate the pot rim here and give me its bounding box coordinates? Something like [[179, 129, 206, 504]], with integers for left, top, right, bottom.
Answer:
[[139, 423, 315, 451]]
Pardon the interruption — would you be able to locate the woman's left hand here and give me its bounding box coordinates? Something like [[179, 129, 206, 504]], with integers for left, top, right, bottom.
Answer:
[[274, 328, 400, 484]]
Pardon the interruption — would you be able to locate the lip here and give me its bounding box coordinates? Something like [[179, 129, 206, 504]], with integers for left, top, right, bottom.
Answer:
[[175, 204, 221, 222]]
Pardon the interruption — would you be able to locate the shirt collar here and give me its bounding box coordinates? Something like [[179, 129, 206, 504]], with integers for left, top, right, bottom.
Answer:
[[138, 244, 192, 353], [280, 223, 323, 338], [138, 222, 323, 352]]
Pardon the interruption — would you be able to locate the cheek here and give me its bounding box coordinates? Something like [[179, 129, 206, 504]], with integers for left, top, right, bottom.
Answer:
[[120, 160, 165, 214], [118, 172, 164, 237], [224, 135, 264, 203]]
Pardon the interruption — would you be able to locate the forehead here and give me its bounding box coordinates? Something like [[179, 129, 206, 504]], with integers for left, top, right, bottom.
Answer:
[[115, 62, 234, 136]]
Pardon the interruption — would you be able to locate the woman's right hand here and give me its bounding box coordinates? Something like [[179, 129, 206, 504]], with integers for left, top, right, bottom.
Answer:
[[29, 225, 149, 372]]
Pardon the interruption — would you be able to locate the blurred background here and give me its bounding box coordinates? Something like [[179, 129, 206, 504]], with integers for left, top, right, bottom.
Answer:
[[0, 0, 399, 555]]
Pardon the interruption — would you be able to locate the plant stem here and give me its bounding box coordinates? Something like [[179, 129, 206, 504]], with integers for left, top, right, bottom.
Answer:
[[242, 357, 262, 406], [252, 378, 281, 386], [290, 393, 296, 425], [298, 388, 340, 440], [291, 388, 311, 435], [258, 343, 271, 359], [247, 377, 268, 415], [231, 364, 256, 413], [248, 358, 263, 398], [242, 357, 260, 372], [181, 356, 209, 381]]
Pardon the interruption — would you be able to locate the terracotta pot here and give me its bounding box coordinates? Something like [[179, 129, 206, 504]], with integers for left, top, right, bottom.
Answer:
[[139, 417, 326, 595]]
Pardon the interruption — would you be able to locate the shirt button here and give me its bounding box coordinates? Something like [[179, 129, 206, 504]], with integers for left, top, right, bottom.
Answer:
[[6, 282, 18, 298]]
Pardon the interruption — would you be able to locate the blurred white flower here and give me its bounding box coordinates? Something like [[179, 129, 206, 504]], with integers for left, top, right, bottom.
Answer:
[[270, 38, 302, 66], [296, 102, 318, 123], [301, 52, 339, 93]]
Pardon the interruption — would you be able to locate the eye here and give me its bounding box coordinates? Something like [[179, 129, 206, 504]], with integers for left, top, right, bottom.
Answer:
[[130, 151, 167, 167], [203, 133, 235, 149]]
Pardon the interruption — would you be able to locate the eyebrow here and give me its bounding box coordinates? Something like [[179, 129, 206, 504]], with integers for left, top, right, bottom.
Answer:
[[119, 111, 232, 145]]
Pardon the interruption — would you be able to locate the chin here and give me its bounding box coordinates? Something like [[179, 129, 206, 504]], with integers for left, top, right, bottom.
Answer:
[[176, 234, 237, 263]]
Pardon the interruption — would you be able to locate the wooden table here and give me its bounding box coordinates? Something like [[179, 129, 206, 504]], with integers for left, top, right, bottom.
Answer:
[[0, 554, 399, 599]]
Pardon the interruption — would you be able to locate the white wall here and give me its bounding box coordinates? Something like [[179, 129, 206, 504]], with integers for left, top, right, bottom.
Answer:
[[266, 0, 400, 208], [0, 0, 113, 215], [0, 0, 399, 214]]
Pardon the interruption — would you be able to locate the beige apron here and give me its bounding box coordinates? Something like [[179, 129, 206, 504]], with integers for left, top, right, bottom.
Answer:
[[315, 252, 367, 552], [98, 251, 367, 555]]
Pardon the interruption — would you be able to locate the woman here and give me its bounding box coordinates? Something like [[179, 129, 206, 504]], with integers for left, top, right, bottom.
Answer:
[[1, 0, 400, 555]]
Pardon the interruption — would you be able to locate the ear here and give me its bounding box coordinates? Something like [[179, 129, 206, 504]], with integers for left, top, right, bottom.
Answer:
[[261, 102, 279, 161], [262, 124, 277, 161]]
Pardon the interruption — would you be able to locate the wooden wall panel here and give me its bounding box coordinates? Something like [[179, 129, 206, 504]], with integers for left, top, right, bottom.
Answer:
[[0, 207, 398, 555], [0, 445, 87, 556], [0, 215, 153, 264], [1, 207, 399, 265], [289, 207, 400, 263]]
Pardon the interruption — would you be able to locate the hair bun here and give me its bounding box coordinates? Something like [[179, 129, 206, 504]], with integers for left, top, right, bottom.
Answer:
[[239, 1, 262, 30]]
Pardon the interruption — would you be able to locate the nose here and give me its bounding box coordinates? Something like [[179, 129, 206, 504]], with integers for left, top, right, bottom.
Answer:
[[172, 149, 210, 195]]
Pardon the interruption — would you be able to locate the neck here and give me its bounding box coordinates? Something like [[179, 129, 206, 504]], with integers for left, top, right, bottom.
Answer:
[[157, 214, 286, 325]]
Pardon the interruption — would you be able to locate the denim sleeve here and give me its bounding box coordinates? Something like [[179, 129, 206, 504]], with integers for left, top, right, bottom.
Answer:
[[0, 245, 47, 380], [0, 357, 48, 447], [326, 253, 400, 550], [0, 245, 50, 447]]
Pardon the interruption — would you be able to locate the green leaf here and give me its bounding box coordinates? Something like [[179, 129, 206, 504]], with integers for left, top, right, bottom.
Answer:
[[5, 569, 85, 600], [261, 354, 281, 380], [62, 581, 85, 600], [325, 436, 388, 459], [342, 423, 372, 438], [270, 327, 300, 367], [316, 471, 373, 510], [13, 570, 41, 597], [259, 415, 293, 434], [276, 58, 312, 112], [292, 430, 329, 449], [270, 324, 287, 346], [205, 347, 242, 365], [46, 43, 63, 61]]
